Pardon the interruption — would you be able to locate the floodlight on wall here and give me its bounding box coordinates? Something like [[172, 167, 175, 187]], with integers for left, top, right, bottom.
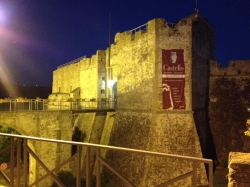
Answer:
[[108, 80, 115, 88]]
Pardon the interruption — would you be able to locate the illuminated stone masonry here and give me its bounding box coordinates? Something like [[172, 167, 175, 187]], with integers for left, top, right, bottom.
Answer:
[[1, 12, 249, 186], [48, 12, 216, 186]]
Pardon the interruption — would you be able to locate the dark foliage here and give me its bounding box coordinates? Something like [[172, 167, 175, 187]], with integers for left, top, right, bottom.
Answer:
[[51, 170, 113, 187], [0, 126, 20, 164], [71, 126, 86, 155]]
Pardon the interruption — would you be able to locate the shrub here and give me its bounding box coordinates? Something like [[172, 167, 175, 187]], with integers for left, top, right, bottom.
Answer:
[[51, 170, 75, 187]]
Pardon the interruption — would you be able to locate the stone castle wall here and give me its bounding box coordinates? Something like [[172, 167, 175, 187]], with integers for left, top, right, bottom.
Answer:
[[47, 12, 219, 186], [1, 11, 249, 187], [0, 111, 73, 186], [191, 14, 218, 165], [210, 60, 250, 77], [52, 50, 107, 102], [0, 111, 115, 186], [209, 60, 250, 165], [228, 152, 250, 187], [105, 14, 212, 186], [44, 11, 250, 186]]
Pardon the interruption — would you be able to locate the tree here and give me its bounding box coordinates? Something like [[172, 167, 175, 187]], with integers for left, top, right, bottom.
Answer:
[[0, 126, 20, 164]]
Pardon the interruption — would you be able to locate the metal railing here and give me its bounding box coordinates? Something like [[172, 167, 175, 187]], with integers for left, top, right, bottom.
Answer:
[[131, 23, 148, 34], [0, 99, 117, 112], [0, 133, 213, 187], [57, 55, 87, 69], [0, 99, 47, 112]]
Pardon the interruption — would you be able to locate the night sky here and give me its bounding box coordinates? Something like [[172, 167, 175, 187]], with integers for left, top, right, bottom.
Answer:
[[0, 0, 249, 86]]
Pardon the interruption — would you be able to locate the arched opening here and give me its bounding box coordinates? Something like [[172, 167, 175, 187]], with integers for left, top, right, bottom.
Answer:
[[0, 125, 21, 165], [0, 124, 36, 186]]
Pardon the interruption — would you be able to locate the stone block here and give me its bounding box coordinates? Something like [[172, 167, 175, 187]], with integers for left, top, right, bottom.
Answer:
[[228, 152, 250, 186]]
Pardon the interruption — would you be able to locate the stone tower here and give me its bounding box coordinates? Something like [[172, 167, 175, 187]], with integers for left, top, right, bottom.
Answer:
[[105, 12, 216, 186]]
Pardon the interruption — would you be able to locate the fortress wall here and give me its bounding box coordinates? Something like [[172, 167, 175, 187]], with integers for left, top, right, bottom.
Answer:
[[147, 15, 208, 186], [47, 13, 227, 186], [145, 112, 206, 186], [34, 111, 73, 186], [72, 112, 113, 175], [209, 60, 250, 163], [108, 43, 120, 94], [190, 14, 218, 164], [52, 70, 58, 93], [210, 60, 250, 77], [106, 15, 208, 186], [0, 111, 73, 186], [113, 21, 155, 110], [156, 17, 193, 111], [52, 50, 106, 101], [99, 112, 116, 157], [105, 19, 157, 186], [106, 110, 152, 186], [80, 53, 97, 100], [192, 15, 215, 110], [97, 50, 107, 99], [79, 51, 107, 100], [52, 62, 81, 94]]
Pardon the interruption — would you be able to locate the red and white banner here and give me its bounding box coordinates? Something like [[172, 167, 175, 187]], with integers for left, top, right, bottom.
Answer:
[[162, 49, 185, 110]]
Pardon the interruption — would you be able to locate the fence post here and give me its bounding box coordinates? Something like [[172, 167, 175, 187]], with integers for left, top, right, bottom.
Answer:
[[76, 145, 82, 187], [10, 137, 15, 187], [86, 146, 91, 187], [23, 139, 28, 186], [208, 161, 213, 187], [9, 100, 11, 112], [16, 138, 22, 186], [192, 162, 197, 187], [96, 148, 101, 187]]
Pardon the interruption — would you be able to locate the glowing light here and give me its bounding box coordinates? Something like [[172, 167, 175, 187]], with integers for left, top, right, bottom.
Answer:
[[0, 7, 6, 24], [108, 80, 115, 88], [0, 7, 19, 98], [0, 55, 19, 98]]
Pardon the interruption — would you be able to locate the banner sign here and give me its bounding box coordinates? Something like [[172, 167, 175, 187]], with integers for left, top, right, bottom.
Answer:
[[162, 49, 186, 109]]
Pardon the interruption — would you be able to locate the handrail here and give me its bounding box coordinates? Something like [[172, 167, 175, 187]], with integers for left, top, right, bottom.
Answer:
[[0, 133, 213, 187], [0, 99, 117, 112], [131, 23, 148, 34]]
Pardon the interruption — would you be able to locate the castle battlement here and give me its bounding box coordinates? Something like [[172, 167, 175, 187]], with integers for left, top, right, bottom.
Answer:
[[210, 60, 250, 76]]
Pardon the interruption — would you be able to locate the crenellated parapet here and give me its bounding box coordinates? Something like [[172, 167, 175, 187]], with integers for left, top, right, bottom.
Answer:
[[51, 49, 107, 104], [210, 60, 250, 76]]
